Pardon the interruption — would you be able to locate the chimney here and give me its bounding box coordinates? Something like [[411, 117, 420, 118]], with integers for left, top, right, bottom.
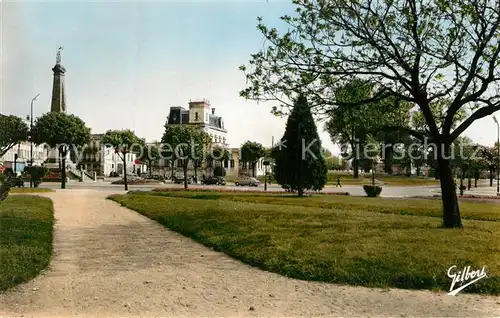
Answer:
[[212, 108, 215, 115]]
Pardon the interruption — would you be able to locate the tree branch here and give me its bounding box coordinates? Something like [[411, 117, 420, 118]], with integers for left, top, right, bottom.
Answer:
[[451, 103, 500, 141]]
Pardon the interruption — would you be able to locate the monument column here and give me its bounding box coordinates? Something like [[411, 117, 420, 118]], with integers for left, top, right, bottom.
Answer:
[[46, 47, 67, 170], [51, 47, 66, 113]]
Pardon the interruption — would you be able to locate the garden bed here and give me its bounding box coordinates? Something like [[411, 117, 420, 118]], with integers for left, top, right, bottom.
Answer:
[[151, 187, 350, 196]]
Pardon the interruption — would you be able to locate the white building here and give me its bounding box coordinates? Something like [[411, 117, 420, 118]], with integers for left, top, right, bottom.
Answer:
[[161, 99, 268, 177], [166, 99, 228, 147], [77, 133, 144, 177], [0, 142, 48, 174]]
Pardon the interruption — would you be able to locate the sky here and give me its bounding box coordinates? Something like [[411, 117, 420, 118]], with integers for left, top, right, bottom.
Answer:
[[1, 0, 498, 154]]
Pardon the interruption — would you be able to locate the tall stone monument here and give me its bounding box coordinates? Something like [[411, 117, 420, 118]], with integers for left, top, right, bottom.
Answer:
[[45, 47, 67, 170], [51, 47, 66, 113]]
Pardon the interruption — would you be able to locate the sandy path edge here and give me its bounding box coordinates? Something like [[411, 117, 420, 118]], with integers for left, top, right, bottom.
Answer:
[[0, 189, 499, 317]]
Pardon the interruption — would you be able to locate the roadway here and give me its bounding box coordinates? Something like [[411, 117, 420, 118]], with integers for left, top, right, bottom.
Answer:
[[37, 180, 441, 198]]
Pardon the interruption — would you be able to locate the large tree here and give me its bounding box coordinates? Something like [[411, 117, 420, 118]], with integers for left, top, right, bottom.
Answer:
[[240, 0, 500, 228], [240, 141, 266, 177], [101, 130, 144, 191], [273, 94, 327, 196], [161, 125, 210, 189], [31, 112, 91, 189], [0, 115, 29, 157]]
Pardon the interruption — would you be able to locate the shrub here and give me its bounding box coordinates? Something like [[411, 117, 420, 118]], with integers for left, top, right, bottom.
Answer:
[[0, 174, 10, 200], [23, 166, 49, 187], [363, 185, 382, 197], [213, 166, 226, 177]]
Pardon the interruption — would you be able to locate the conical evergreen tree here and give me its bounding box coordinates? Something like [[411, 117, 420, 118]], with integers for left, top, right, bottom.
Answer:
[[273, 94, 327, 196]]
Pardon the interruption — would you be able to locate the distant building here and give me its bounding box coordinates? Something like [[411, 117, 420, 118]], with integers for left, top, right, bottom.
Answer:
[[0, 142, 47, 174], [166, 99, 228, 147], [77, 133, 144, 177], [159, 99, 268, 178]]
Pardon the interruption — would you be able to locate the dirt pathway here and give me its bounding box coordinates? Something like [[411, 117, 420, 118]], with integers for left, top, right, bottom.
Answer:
[[0, 190, 498, 317]]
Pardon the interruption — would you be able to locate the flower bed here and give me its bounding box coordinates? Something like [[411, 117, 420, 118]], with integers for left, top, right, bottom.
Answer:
[[112, 179, 162, 185], [432, 194, 500, 200], [151, 187, 350, 195]]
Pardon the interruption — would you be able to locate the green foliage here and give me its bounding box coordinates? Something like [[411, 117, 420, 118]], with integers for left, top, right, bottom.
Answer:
[[213, 166, 226, 177], [0, 114, 29, 157], [0, 173, 10, 201], [31, 112, 90, 189], [323, 149, 346, 170], [161, 125, 211, 162], [32, 112, 91, 150], [240, 141, 266, 177], [273, 94, 327, 195], [23, 166, 49, 187], [161, 125, 211, 188], [101, 129, 144, 190], [363, 185, 383, 197], [209, 146, 231, 163], [101, 129, 144, 157], [139, 143, 161, 174], [241, 0, 500, 143]]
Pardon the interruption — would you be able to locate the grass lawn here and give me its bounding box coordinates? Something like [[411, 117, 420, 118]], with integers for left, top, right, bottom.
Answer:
[[110, 191, 500, 294], [143, 190, 500, 222], [0, 196, 54, 291], [10, 188, 54, 194]]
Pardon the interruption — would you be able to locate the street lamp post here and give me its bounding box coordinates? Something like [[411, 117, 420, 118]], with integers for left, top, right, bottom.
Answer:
[[493, 116, 499, 195], [29, 93, 40, 188], [263, 160, 270, 191]]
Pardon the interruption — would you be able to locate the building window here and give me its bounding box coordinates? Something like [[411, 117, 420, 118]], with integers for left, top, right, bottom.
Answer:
[[195, 112, 199, 121], [230, 160, 235, 168], [177, 159, 183, 167], [207, 160, 213, 168], [224, 160, 228, 168]]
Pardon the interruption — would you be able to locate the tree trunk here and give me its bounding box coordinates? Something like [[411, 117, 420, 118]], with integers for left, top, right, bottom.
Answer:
[[183, 161, 188, 190], [467, 173, 471, 190], [148, 160, 152, 177], [384, 148, 393, 174], [170, 159, 175, 180], [490, 168, 494, 187], [123, 156, 128, 191], [416, 166, 421, 177], [437, 152, 462, 228], [251, 162, 256, 177], [61, 150, 67, 189], [460, 171, 464, 196], [297, 188, 304, 197], [372, 162, 375, 185], [352, 158, 359, 178], [194, 161, 198, 182]]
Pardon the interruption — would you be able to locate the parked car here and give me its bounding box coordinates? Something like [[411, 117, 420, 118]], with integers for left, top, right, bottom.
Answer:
[[173, 176, 192, 184], [235, 177, 260, 186], [202, 176, 226, 185]]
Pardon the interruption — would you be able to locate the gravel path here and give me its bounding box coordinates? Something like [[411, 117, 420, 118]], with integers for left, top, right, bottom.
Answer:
[[1, 190, 499, 317]]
